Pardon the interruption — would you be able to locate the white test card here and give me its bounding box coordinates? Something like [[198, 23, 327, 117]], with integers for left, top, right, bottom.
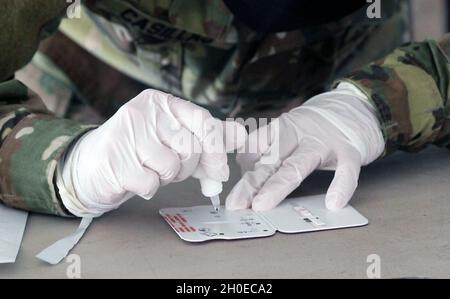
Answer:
[[259, 194, 369, 233], [159, 206, 276, 242]]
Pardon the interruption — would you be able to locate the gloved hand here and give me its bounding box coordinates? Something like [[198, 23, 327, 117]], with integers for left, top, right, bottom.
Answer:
[[226, 82, 385, 211], [57, 89, 246, 217]]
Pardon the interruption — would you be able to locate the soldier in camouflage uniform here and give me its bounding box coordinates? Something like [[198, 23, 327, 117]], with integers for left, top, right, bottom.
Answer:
[[0, 0, 449, 216]]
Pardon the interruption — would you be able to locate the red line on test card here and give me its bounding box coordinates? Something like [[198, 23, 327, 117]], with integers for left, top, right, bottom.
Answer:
[[177, 214, 187, 222], [165, 213, 195, 233], [167, 215, 176, 224]]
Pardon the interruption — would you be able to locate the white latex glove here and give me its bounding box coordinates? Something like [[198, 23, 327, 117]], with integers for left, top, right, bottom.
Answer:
[[226, 82, 385, 211], [57, 89, 246, 217]]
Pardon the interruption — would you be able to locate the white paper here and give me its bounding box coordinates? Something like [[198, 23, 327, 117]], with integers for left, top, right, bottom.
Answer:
[[160, 206, 275, 242], [160, 194, 369, 242], [36, 217, 93, 265], [0, 204, 28, 263]]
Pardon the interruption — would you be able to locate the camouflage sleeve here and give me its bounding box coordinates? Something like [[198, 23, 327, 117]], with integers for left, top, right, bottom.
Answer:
[[337, 34, 450, 155], [0, 80, 94, 216]]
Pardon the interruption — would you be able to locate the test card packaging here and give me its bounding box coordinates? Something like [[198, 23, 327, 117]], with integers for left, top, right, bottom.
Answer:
[[159, 194, 368, 242]]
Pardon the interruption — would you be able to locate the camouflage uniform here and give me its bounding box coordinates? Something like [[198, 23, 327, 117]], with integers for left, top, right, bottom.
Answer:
[[0, 0, 449, 216]]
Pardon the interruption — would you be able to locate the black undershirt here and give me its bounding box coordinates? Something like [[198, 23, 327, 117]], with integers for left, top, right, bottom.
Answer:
[[223, 0, 367, 33]]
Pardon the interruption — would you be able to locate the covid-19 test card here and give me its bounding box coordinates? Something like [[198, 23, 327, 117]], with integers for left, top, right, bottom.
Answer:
[[159, 194, 368, 242]]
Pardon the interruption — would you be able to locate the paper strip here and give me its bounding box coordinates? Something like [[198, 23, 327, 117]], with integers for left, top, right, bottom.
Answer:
[[36, 217, 93, 265], [0, 204, 28, 263]]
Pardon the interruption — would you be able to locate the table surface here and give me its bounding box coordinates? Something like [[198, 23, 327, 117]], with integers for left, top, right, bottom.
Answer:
[[1, 147, 449, 278]]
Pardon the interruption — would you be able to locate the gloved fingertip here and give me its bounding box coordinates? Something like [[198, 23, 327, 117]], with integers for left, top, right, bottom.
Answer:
[[251, 195, 274, 212], [207, 165, 230, 182], [225, 201, 248, 211], [140, 195, 153, 200], [223, 121, 248, 152], [225, 196, 251, 211], [225, 190, 252, 211], [325, 193, 347, 211], [139, 191, 157, 200]]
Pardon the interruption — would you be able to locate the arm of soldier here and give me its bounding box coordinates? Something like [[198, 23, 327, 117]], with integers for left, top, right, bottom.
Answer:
[[0, 80, 94, 216], [337, 34, 450, 155]]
